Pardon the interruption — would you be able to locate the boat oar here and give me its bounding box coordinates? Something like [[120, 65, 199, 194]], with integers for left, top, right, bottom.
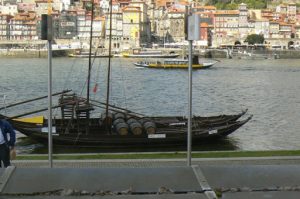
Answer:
[[6, 105, 62, 119], [90, 99, 145, 117], [3, 100, 77, 119], [91, 103, 143, 119], [0, 90, 72, 111]]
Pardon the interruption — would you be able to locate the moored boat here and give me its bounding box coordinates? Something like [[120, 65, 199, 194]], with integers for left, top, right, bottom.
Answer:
[[3, 103, 251, 148], [122, 48, 179, 58], [123, 53, 180, 58], [68, 52, 111, 58], [134, 58, 218, 69]]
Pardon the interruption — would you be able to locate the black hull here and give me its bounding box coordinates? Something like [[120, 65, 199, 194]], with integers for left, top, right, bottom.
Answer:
[[11, 115, 252, 148], [133, 63, 214, 69]]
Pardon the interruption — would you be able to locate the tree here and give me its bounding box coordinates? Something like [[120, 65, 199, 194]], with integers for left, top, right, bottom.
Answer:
[[85, 2, 93, 11], [207, 0, 266, 9], [225, 3, 238, 9], [234, 40, 241, 45], [244, 34, 264, 45], [291, 33, 295, 38]]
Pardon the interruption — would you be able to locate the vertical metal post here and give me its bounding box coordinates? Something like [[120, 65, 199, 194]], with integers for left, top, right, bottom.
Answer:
[[187, 39, 193, 166], [105, 0, 113, 131], [48, 39, 53, 168], [41, 14, 53, 167]]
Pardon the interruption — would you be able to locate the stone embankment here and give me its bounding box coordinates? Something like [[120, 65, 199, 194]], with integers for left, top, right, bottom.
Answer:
[[200, 48, 300, 59], [0, 49, 75, 58], [2, 47, 300, 59]]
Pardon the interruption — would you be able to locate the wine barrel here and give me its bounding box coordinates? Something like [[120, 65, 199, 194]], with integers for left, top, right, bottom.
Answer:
[[143, 121, 156, 134], [129, 122, 143, 135], [125, 114, 134, 120], [114, 112, 125, 120], [127, 118, 138, 125], [113, 118, 125, 126], [101, 112, 113, 127], [115, 122, 129, 136], [139, 118, 151, 125]]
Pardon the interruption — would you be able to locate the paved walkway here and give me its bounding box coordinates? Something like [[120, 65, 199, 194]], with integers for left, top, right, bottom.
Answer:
[[1, 156, 300, 199]]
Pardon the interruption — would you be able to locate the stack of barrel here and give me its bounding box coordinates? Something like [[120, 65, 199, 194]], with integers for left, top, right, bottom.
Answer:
[[112, 113, 156, 136]]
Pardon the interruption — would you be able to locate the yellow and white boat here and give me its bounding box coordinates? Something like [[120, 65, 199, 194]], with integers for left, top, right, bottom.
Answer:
[[122, 48, 179, 58], [134, 59, 217, 69]]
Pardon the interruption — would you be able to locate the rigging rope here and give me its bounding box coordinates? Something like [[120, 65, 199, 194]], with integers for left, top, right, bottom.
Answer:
[[52, 57, 80, 118], [92, 56, 103, 101], [119, 59, 128, 110], [79, 49, 99, 98]]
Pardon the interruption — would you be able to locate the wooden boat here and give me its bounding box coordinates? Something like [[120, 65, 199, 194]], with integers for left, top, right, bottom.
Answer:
[[4, 101, 251, 148], [134, 60, 217, 69], [123, 53, 180, 58], [1, 92, 251, 148], [134, 57, 218, 69], [122, 48, 179, 58], [68, 52, 111, 58]]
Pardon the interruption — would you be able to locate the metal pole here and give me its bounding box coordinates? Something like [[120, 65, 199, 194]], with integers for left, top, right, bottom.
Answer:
[[105, 0, 113, 128], [87, 0, 94, 109], [47, 39, 53, 168], [187, 39, 192, 166]]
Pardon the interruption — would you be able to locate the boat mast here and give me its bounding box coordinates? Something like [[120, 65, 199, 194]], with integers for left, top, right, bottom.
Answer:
[[105, 0, 113, 122], [87, 0, 95, 115]]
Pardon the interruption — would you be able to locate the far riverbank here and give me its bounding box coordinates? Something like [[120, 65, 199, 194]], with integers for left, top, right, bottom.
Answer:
[[201, 48, 300, 59], [2, 48, 300, 59]]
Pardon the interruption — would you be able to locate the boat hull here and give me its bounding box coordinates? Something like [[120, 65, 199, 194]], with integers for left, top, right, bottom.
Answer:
[[123, 54, 180, 58], [9, 113, 252, 148], [134, 61, 217, 69], [68, 54, 112, 58]]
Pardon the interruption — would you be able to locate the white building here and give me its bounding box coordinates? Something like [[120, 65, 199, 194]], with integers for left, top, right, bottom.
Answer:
[[238, 3, 248, 39], [254, 19, 269, 39], [0, 4, 18, 15]]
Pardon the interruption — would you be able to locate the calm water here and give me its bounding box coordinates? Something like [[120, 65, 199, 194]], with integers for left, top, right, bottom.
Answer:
[[0, 57, 300, 153]]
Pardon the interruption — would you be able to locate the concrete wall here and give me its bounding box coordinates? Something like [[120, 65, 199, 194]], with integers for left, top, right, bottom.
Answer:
[[0, 49, 74, 58], [200, 49, 300, 59], [272, 49, 300, 59]]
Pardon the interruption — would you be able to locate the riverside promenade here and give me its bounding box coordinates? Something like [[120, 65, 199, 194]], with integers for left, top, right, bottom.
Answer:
[[1, 156, 300, 199]]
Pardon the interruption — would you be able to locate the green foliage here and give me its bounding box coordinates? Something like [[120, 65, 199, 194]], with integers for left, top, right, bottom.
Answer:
[[214, 2, 225, 9], [225, 3, 238, 10], [16, 150, 300, 160], [207, 0, 266, 9], [245, 34, 265, 44], [85, 2, 93, 11]]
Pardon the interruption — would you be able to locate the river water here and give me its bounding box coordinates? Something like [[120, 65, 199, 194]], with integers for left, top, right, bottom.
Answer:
[[0, 57, 300, 153]]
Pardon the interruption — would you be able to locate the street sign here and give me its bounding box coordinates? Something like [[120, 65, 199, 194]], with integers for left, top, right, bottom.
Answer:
[[188, 14, 200, 41]]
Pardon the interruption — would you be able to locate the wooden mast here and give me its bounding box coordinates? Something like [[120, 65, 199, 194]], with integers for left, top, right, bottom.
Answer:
[[87, 0, 95, 118], [105, 0, 113, 126]]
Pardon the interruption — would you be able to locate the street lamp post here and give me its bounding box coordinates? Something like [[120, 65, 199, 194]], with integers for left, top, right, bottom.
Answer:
[[41, 14, 53, 168], [187, 12, 200, 167]]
